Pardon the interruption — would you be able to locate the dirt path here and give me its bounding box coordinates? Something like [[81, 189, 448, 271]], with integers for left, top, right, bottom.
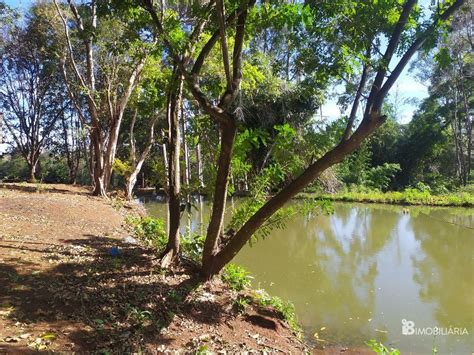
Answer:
[[0, 184, 307, 353]]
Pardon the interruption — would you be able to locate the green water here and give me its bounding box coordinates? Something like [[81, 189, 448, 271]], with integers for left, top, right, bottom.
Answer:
[[144, 199, 474, 354]]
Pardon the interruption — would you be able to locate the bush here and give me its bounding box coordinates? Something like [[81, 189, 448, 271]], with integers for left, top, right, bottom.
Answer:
[[126, 216, 167, 249], [366, 163, 401, 191], [0, 154, 29, 180], [180, 233, 205, 261], [40, 156, 68, 183], [221, 264, 252, 291]]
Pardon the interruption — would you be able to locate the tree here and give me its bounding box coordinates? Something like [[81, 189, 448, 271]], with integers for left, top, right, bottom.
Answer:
[[140, 0, 466, 278], [53, 0, 152, 196], [431, 2, 473, 185], [56, 109, 84, 184], [0, 6, 67, 181]]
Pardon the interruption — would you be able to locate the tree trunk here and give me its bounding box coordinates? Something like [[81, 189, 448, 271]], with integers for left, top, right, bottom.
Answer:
[[196, 142, 204, 191], [161, 71, 184, 267], [342, 46, 371, 140], [180, 101, 191, 186], [87, 140, 95, 188], [69, 167, 78, 185], [125, 135, 155, 200], [125, 173, 138, 200], [201, 115, 383, 278], [28, 162, 37, 183], [201, 120, 237, 273]]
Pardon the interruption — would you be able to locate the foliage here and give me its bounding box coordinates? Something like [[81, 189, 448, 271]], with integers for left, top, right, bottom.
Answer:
[[180, 233, 205, 262], [313, 187, 474, 207], [251, 289, 302, 337], [366, 339, 400, 355], [366, 163, 401, 191], [221, 263, 302, 336], [125, 216, 167, 249], [232, 295, 251, 314], [112, 158, 133, 178], [221, 264, 252, 291], [0, 153, 29, 181]]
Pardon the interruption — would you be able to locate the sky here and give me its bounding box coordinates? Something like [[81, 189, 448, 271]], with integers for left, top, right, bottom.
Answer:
[[3, 0, 430, 126], [321, 69, 428, 125]]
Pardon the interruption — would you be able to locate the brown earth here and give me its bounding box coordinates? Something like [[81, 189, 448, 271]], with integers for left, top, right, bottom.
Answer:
[[0, 183, 310, 353]]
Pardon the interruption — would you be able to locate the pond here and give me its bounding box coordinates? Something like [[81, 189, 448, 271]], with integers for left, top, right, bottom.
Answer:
[[143, 198, 473, 354]]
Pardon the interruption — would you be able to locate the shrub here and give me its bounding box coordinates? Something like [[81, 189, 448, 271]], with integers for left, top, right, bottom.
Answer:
[[366, 163, 401, 191], [126, 216, 167, 249], [181, 233, 205, 261], [221, 263, 252, 291]]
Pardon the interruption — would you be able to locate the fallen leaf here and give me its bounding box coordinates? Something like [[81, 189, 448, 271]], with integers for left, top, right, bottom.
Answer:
[[40, 332, 56, 340]]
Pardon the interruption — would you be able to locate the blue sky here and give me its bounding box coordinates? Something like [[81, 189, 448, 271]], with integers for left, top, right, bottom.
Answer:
[[4, 0, 28, 9], [4, 0, 429, 123]]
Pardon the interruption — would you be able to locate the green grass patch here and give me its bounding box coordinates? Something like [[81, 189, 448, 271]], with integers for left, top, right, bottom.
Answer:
[[298, 188, 474, 207]]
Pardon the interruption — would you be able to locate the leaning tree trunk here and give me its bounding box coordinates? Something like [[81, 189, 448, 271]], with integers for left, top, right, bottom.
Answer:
[[124, 115, 157, 200], [201, 120, 237, 273], [160, 70, 184, 267], [200, 116, 384, 278]]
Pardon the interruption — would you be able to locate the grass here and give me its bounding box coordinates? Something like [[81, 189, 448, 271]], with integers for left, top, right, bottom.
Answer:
[[298, 188, 474, 207]]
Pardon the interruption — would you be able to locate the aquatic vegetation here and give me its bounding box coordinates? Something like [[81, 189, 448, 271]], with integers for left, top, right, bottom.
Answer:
[[301, 188, 474, 207]]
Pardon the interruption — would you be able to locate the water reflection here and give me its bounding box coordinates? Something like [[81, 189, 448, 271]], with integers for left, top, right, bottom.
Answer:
[[144, 199, 473, 354]]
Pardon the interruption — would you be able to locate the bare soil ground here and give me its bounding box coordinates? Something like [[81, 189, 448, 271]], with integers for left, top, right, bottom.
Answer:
[[0, 183, 308, 353]]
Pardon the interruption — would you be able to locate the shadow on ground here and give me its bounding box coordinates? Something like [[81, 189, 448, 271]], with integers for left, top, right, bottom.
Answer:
[[0, 235, 228, 352]]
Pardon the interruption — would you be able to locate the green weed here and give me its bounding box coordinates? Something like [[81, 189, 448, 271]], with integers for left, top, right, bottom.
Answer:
[[366, 339, 400, 355], [233, 295, 251, 313], [221, 263, 252, 291]]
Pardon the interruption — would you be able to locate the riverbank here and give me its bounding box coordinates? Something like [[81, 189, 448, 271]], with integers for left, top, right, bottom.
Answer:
[[297, 189, 474, 207], [0, 183, 306, 353]]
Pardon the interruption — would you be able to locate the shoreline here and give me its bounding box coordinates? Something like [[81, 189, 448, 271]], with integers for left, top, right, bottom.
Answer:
[[295, 190, 474, 208], [0, 183, 308, 353]]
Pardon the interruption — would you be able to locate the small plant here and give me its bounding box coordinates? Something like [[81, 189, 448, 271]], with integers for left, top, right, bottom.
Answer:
[[366, 339, 400, 355], [221, 264, 252, 291], [195, 344, 210, 354], [126, 216, 167, 249], [93, 318, 105, 331], [180, 232, 205, 261], [167, 290, 182, 305], [233, 295, 251, 313], [126, 306, 153, 328], [110, 196, 125, 210], [253, 290, 301, 336]]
